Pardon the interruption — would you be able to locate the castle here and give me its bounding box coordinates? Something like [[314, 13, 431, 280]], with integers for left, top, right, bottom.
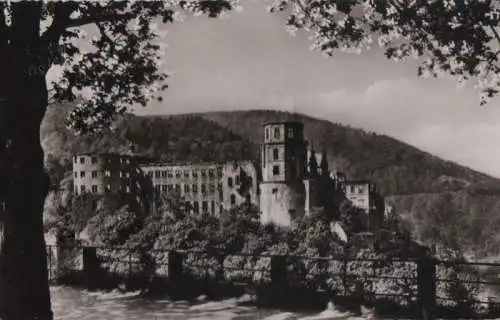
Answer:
[[72, 121, 384, 227]]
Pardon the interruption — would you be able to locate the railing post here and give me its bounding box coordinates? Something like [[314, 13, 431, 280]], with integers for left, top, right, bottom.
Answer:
[[271, 255, 287, 296], [128, 250, 132, 278], [82, 247, 99, 289], [417, 258, 437, 320], [343, 255, 348, 297], [168, 250, 184, 284], [47, 246, 52, 282]]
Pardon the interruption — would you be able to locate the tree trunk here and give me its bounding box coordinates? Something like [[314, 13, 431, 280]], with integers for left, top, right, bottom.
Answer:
[[0, 3, 53, 320]]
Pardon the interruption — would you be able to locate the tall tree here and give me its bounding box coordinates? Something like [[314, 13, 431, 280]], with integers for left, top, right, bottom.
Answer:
[[0, 1, 236, 319]]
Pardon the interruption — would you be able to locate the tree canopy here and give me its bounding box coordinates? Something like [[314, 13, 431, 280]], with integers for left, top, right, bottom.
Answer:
[[269, 0, 500, 105]]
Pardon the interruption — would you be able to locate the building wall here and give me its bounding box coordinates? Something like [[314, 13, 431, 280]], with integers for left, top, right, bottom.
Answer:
[[260, 122, 308, 226], [221, 161, 259, 211], [260, 181, 305, 226], [140, 161, 259, 216], [343, 181, 372, 212], [72, 154, 142, 196], [140, 163, 223, 215], [303, 178, 323, 216], [72, 153, 149, 213]]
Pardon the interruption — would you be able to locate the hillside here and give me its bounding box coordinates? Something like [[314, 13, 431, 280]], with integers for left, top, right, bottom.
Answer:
[[41, 104, 500, 258]]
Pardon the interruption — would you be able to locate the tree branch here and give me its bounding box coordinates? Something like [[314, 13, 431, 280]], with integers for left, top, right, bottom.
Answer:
[[64, 12, 135, 29], [40, 2, 79, 48], [490, 25, 500, 47], [96, 22, 114, 44]]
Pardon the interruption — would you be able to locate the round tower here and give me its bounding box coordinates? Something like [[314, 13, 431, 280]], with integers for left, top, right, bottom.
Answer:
[[259, 121, 307, 226]]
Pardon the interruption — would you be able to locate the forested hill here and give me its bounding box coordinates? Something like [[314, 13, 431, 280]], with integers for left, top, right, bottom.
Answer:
[[41, 103, 500, 258], [199, 110, 500, 196]]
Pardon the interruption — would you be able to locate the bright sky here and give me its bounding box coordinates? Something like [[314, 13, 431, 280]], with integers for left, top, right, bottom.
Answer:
[[55, 0, 500, 178]]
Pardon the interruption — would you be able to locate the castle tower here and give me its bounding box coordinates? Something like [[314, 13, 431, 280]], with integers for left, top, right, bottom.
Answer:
[[259, 122, 307, 226]]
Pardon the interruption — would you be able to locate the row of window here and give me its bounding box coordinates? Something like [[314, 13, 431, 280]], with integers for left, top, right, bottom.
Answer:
[[264, 127, 295, 140], [227, 175, 241, 187], [189, 195, 236, 214], [74, 170, 131, 179], [155, 183, 221, 194], [76, 184, 132, 194], [148, 168, 221, 180], [74, 156, 132, 165], [347, 186, 366, 194]]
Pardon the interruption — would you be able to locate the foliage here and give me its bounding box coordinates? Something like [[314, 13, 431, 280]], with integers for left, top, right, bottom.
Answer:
[[268, 0, 500, 105], [339, 200, 368, 234], [87, 204, 140, 246]]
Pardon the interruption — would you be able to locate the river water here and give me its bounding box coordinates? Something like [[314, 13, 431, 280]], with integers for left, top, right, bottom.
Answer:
[[50, 286, 374, 320]]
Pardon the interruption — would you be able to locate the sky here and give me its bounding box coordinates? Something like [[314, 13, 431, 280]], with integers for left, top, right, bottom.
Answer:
[[56, 0, 500, 178]]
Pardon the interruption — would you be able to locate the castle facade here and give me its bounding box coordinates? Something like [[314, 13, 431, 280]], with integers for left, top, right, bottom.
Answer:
[[71, 121, 384, 227]]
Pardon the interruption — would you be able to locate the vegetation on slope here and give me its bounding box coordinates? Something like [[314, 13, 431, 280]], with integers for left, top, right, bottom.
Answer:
[[41, 103, 500, 258], [201, 110, 500, 196]]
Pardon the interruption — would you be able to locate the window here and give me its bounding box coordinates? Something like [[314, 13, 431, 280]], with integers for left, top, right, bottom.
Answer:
[[184, 170, 190, 178], [91, 171, 98, 178], [91, 157, 97, 164], [161, 170, 167, 178], [193, 201, 199, 213], [80, 171, 85, 178], [193, 184, 198, 193], [80, 157, 85, 164], [209, 184, 215, 192], [274, 127, 280, 139], [202, 201, 208, 213], [126, 186, 131, 193], [208, 170, 215, 179], [272, 165, 280, 176], [175, 184, 180, 192], [218, 168, 223, 178], [147, 172, 153, 178], [168, 184, 173, 191], [228, 177, 233, 187], [235, 175, 240, 185], [358, 186, 364, 194], [91, 185, 98, 193], [80, 185, 86, 193], [104, 170, 111, 177], [105, 185, 111, 192], [167, 170, 173, 178], [287, 128, 293, 139], [74, 172, 77, 178], [155, 185, 161, 192], [273, 148, 279, 161], [350, 186, 355, 193], [211, 201, 215, 214], [272, 188, 278, 194], [230, 194, 236, 205], [184, 184, 190, 193], [201, 184, 206, 194], [201, 169, 207, 178], [175, 170, 181, 178], [161, 185, 167, 192], [265, 128, 270, 140], [155, 171, 161, 178], [192, 170, 198, 179]]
